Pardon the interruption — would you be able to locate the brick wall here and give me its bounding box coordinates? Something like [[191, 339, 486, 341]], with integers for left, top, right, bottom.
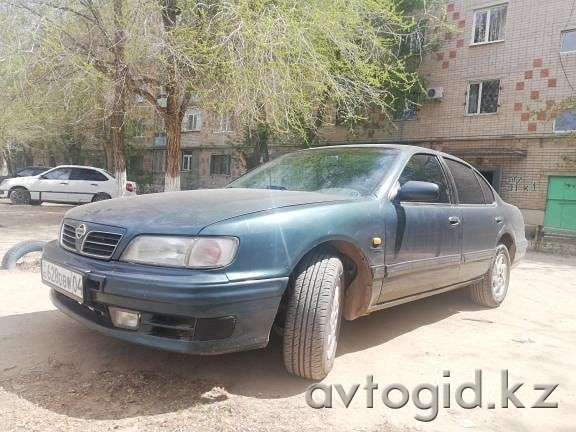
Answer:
[[319, 0, 576, 225]]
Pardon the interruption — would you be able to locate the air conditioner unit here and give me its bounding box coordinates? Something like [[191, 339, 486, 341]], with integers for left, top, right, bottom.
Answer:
[[426, 87, 444, 100]]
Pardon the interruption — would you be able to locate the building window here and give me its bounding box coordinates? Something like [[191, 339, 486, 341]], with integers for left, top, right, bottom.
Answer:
[[561, 29, 576, 53], [152, 150, 166, 173], [210, 154, 231, 175], [553, 111, 576, 133], [213, 111, 233, 133], [182, 108, 201, 131], [472, 4, 507, 45], [466, 80, 500, 115], [182, 151, 193, 171]]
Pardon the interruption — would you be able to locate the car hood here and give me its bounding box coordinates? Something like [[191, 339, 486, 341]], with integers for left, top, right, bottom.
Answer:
[[65, 188, 354, 234], [0, 175, 38, 186]]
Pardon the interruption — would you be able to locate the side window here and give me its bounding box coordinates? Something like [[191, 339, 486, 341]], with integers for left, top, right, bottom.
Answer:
[[475, 171, 495, 203], [71, 168, 108, 181], [444, 159, 485, 204], [42, 168, 71, 180], [399, 154, 450, 203]]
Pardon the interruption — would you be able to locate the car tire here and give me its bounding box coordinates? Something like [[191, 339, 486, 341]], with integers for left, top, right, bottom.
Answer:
[[1, 240, 46, 270], [92, 193, 111, 202], [9, 187, 31, 205], [469, 244, 511, 307], [283, 252, 344, 380]]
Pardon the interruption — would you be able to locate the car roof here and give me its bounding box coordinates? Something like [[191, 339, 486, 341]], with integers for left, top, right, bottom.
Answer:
[[51, 165, 107, 172], [305, 143, 474, 168]]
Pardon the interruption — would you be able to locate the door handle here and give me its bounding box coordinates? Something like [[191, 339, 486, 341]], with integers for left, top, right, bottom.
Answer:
[[90, 183, 98, 186], [495, 216, 504, 224], [448, 216, 461, 226], [59, 182, 69, 185]]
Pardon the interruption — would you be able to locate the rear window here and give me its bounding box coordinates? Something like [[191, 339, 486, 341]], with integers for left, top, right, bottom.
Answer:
[[444, 159, 485, 204], [475, 172, 495, 203]]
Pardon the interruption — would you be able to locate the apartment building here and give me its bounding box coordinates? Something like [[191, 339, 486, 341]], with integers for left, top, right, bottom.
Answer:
[[320, 0, 576, 232], [139, 108, 244, 192]]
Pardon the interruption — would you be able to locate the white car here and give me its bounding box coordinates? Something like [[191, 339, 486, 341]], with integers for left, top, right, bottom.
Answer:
[[0, 165, 137, 205]]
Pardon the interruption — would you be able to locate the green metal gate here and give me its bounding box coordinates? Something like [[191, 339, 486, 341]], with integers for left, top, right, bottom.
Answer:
[[544, 176, 576, 230]]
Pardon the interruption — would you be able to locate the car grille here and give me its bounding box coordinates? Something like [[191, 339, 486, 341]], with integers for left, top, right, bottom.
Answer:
[[61, 223, 77, 250], [60, 221, 123, 259], [82, 231, 123, 258]]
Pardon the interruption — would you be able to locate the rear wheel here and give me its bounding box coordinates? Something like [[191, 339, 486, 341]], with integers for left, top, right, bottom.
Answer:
[[283, 252, 344, 380], [469, 244, 511, 307], [9, 187, 31, 205], [92, 192, 111, 202]]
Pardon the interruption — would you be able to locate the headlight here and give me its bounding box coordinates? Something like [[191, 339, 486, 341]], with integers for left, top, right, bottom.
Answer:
[[120, 236, 239, 268]]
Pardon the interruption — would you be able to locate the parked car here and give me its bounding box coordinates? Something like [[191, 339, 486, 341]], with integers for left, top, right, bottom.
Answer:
[[0, 165, 137, 205], [0, 166, 50, 184], [41, 145, 527, 379]]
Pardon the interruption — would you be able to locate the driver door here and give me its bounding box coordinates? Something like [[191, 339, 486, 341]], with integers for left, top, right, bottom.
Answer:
[[33, 167, 73, 202], [378, 154, 462, 303]]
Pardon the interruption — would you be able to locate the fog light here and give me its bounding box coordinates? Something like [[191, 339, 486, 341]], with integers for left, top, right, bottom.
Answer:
[[109, 307, 140, 330]]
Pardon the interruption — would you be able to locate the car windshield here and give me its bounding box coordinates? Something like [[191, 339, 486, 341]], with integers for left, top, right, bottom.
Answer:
[[228, 148, 399, 197]]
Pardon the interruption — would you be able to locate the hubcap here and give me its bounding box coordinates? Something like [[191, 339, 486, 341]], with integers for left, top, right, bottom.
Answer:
[[491, 253, 508, 299], [326, 283, 341, 362]]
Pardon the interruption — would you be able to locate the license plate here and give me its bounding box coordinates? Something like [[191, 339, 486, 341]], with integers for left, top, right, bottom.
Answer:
[[42, 260, 84, 302]]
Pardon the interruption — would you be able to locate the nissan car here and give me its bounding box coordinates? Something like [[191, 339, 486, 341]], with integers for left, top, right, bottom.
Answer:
[[40, 145, 527, 379]]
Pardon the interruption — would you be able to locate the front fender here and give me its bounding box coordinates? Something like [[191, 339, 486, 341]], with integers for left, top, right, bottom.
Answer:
[[199, 199, 384, 283]]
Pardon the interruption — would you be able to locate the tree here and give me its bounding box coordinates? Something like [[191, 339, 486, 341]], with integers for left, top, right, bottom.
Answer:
[[3, 0, 445, 192], [175, 0, 444, 164]]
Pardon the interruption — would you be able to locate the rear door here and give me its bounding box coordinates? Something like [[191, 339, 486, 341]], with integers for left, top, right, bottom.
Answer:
[[33, 167, 73, 202], [443, 158, 500, 281], [69, 168, 111, 203], [378, 154, 462, 303]]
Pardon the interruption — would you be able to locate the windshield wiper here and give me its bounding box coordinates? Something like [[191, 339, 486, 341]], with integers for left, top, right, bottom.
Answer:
[[266, 185, 287, 191]]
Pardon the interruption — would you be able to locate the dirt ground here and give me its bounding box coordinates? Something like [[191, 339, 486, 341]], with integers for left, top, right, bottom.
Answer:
[[0, 200, 575, 432]]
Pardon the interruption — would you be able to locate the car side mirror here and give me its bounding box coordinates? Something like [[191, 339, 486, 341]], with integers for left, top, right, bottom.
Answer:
[[396, 181, 440, 203]]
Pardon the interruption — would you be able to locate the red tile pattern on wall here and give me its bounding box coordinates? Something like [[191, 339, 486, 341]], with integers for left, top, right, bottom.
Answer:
[[432, 4, 466, 70], [515, 58, 560, 132]]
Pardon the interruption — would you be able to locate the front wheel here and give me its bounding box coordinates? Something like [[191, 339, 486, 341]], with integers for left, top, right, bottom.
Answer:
[[9, 188, 31, 205], [469, 244, 511, 307], [283, 252, 344, 380]]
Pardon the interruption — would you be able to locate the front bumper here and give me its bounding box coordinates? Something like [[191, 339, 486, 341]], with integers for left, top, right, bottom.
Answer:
[[43, 241, 288, 355], [0, 189, 7, 198]]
